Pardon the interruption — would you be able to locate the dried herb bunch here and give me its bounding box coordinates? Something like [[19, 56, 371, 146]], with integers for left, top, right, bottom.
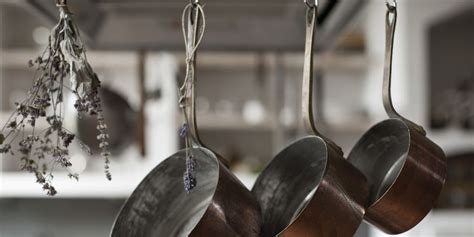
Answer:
[[0, 6, 111, 196]]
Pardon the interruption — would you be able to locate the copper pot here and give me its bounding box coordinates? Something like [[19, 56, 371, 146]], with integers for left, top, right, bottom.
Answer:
[[251, 4, 369, 237], [347, 2, 447, 234], [111, 4, 261, 236]]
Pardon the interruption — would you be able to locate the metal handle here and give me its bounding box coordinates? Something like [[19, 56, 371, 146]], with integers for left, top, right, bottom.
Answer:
[[180, 3, 231, 167], [383, 3, 426, 135], [302, 4, 343, 155], [181, 3, 206, 147]]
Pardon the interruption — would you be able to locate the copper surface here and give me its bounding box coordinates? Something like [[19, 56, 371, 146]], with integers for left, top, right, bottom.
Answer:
[[251, 4, 369, 237], [347, 3, 447, 234], [111, 3, 261, 236]]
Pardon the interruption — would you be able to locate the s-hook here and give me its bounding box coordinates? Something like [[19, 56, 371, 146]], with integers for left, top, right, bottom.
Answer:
[[55, 0, 67, 7], [304, 0, 318, 8], [190, 0, 200, 7], [386, 0, 397, 11]]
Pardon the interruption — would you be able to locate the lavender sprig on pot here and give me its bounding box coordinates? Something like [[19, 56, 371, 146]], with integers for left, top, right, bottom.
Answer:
[[0, 6, 111, 196], [179, 90, 197, 192], [179, 123, 188, 138], [183, 155, 197, 193]]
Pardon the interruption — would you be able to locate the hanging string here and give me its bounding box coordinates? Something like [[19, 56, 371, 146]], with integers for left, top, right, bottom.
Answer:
[[179, 2, 206, 193]]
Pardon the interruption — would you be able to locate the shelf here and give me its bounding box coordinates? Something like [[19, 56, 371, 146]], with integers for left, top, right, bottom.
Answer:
[[178, 113, 277, 131], [282, 53, 370, 72], [0, 50, 138, 69], [0, 172, 141, 199], [1, 50, 369, 72], [174, 52, 370, 71], [429, 129, 474, 155], [0, 170, 257, 199], [370, 210, 474, 237], [325, 119, 373, 134]]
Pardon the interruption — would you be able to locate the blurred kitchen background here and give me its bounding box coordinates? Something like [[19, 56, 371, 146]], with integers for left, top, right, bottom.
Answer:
[[0, 0, 473, 236]]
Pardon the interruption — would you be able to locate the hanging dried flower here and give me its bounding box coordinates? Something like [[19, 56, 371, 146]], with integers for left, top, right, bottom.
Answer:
[[0, 5, 111, 196], [183, 154, 197, 193], [179, 123, 189, 138]]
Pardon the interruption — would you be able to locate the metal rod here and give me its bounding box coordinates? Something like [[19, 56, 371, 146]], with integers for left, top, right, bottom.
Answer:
[[137, 51, 147, 157]]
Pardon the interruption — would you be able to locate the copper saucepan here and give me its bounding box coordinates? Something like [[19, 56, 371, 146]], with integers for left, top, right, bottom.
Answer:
[[111, 3, 261, 236], [346, 2, 447, 234], [251, 2, 369, 236]]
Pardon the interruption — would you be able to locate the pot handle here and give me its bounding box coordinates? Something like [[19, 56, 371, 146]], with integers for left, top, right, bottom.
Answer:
[[180, 3, 231, 166], [180, 3, 206, 148], [383, 1, 426, 136], [302, 2, 343, 155]]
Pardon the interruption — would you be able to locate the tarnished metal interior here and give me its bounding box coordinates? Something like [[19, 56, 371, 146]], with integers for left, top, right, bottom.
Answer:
[[348, 119, 410, 204], [252, 137, 327, 236], [111, 148, 219, 237]]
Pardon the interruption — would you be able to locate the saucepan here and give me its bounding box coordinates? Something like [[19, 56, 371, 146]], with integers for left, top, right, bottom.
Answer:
[[111, 2, 261, 236], [346, 1, 447, 234], [251, 1, 369, 236]]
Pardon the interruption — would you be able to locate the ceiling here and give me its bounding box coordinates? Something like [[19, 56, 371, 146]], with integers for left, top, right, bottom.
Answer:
[[3, 0, 367, 51]]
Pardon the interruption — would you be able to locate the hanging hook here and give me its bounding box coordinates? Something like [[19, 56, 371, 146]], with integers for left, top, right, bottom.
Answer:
[[190, 0, 200, 7], [304, 0, 318, 8], [55, 0, 67, 7], [386, 0, 397, 11]]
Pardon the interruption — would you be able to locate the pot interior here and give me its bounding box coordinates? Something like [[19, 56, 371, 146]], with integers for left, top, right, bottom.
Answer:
[[348, 119, 410, 205], [111, 148, 219, 237], [252, 136, 327, 237]]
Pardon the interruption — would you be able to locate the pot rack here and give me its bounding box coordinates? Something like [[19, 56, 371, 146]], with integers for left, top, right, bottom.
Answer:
[[18, 0, 367, 51]]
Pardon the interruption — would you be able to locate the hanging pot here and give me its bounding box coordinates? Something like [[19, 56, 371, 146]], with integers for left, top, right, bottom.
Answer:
[[111, 3, 261, 236], [346, 2, 447, 234], [251, 2, 369, 237]]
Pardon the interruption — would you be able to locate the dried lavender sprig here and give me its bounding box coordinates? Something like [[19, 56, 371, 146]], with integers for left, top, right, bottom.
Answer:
[[183, 155, 197, 193], [179, 123, 189, 138], [178, 84, 198, 193], [0, 5, 111, 196]]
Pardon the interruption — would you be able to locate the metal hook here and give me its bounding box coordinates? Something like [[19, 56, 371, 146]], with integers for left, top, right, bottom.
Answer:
[[55, 0, 67, 7], [386, 0, 397, 11], [304, 0, 318, 8], [190, 0, 199, 6]]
